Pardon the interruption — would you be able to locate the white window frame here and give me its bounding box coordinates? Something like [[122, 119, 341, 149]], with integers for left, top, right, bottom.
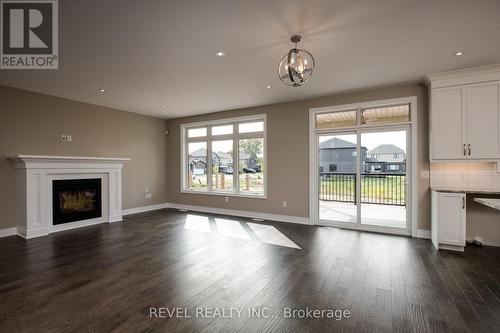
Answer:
[[309, 96, 418, 237], [180, 114, 267, 199]]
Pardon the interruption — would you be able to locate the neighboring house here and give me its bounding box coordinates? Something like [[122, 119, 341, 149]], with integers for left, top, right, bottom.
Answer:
[[367, 144, 405, 162], [319, 140, 406, 174], [212, 151, 233, 166], [189, 149, 258, 174], [365, 144, 406, 173], [188, 147, 207, 174], [319, 138, 367, 173]]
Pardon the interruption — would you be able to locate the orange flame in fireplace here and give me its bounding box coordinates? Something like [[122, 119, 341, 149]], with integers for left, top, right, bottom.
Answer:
[[59, 190, 96, 212]]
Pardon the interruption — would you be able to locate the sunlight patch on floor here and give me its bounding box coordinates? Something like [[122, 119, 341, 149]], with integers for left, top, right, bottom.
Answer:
[[184, 214, 211, 233], [183, 214, 300, 249], [247, 223, 301, 249], [215, 218, 251, 240]]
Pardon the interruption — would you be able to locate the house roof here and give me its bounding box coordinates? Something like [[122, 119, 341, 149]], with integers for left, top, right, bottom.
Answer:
[[190, 148, 206, 157], [319, 137, 368, 150], [190, 148, 250, 160], [368, 144, 404, 155], [319, 137, 356, 149]]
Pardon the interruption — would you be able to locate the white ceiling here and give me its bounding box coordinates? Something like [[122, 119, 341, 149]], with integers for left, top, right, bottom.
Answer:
[[1, 0, 500, 119]]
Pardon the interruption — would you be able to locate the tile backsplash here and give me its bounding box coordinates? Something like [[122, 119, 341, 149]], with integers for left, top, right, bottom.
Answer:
[[430, 162, 500, 192]]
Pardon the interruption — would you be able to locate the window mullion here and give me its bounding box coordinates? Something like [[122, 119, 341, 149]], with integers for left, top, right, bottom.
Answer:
[[183, 140, 187, 189], [207, 139, 213, 191], [234, 130, 239, 193]]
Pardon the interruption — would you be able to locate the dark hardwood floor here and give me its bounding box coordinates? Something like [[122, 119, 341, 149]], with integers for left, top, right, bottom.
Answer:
[[0, 209, 499, 332]]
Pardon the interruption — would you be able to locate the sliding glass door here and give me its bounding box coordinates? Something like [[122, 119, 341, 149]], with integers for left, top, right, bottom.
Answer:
[[312, 100, 414, 235], [359, 128, 408, 230], [318, 133, 358, 224], [317, 128, 409, 233]]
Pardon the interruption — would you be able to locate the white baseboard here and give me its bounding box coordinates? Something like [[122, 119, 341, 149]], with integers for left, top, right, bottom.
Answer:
[[16, 227, 49, 239], [122, 203, 169, 216], [166, 203, 312, 225], [416, 229, 431, 239], [479, 240, 500, 247], [0, 227, 17, 238]]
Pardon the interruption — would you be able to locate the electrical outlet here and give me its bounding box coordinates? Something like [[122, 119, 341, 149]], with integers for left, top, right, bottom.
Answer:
[[282, 201, 287, 208], [224, 196, 229, 202], [145, 188, 152, 199], [67, 135, 72, 143], [61, 134, 67, 142]]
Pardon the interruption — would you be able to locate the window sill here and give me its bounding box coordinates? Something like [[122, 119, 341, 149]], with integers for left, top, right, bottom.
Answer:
[[180, 189, 267, 199]]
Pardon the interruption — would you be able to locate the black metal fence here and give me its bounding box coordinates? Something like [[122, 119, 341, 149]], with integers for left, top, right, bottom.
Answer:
[[319, 172, 406, 206]]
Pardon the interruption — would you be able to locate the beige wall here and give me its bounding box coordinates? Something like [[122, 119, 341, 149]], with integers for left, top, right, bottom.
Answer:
[[0, 85, 168, 229], [167, 83, 432, 230]]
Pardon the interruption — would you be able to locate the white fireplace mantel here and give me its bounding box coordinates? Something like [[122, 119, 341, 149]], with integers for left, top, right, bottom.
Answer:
[[7, 155, 131, 239]]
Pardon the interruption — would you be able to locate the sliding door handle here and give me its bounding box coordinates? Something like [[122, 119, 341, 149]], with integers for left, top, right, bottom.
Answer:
[[468, 144, 471, 156], [462, 197, 465, 209], [463, 144, 467, 156]]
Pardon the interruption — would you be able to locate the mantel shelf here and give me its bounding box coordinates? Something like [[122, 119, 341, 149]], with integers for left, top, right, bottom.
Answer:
[[7, 155, 131, 162]]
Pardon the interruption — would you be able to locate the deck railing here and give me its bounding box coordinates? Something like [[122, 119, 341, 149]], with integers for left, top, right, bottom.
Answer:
[[319, 172, 406, 206]]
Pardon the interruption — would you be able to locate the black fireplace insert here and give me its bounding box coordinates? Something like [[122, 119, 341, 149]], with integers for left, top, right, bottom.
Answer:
[[52, 178, 102, 225]]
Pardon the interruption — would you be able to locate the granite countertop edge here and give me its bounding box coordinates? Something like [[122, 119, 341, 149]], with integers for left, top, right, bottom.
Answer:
[[430, 187, 500, 194]]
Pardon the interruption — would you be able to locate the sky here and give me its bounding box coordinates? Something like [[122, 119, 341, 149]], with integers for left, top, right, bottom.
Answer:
[[319, 130, 407, 152]]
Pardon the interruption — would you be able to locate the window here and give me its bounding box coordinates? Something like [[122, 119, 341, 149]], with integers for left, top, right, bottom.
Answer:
[[315, 103, 410, 129], [329, 164, 337, 172], [361, 104, 410, 125], [388, 164, 399, 171], [188, 127, 207, 138], [393, 153, 400, 158], [315, 110, 356, 129], [182, 115, 265, 197]]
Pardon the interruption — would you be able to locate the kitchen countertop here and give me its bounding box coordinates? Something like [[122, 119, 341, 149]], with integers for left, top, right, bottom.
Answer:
[[431, 187, 500, 195], [474, 198, 500, 211]]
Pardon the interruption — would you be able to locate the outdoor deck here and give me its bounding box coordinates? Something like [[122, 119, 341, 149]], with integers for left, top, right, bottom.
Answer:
[[319, 201, 406, 229]]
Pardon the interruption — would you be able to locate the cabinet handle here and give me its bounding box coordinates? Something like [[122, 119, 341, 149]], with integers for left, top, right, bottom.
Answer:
[[463, 144, 466, 156], [462, 197, 465, 209], [468, 144, 471, 156]]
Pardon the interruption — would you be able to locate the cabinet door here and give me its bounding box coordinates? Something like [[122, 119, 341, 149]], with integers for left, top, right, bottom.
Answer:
[[432, 87, 466, 159], [466, 81, 500, 159], [438, 193, 466, 246]]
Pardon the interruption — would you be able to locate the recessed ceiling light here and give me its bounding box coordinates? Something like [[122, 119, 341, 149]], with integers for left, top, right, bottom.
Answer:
[[455, 51, 464, 56], [161, 105, 166, 109], [98, 88, 105, 92], [266, 85, 272, 89], [215, 51, 226, 57]]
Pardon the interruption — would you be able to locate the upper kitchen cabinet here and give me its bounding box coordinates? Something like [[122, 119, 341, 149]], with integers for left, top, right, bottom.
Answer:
[[432, 86, 466, 159], [426, 64, 500, 161], [466, 81, 499, 158]]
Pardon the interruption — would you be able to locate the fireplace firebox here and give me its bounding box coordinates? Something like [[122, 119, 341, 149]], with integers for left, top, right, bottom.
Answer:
[[52, 178, 102, 225]]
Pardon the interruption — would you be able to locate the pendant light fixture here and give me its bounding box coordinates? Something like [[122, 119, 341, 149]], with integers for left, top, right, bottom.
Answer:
[[278, 35, 315, 87]]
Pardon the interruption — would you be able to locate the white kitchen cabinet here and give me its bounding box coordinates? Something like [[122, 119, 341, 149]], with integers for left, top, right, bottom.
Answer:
[[466, 81, 499, 158], [431, 190, 466, 251], [432, 86, 466, 159], [427, 65, 500, 161]]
